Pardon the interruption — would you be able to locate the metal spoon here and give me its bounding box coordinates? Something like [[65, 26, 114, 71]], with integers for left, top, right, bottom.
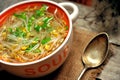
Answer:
[[77, 32, 109, 80]]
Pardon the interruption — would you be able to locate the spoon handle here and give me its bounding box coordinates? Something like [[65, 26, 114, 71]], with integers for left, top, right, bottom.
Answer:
[[77, 67, 87, 80]]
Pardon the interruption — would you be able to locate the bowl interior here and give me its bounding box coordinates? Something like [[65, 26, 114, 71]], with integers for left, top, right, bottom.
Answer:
[[0, 1, 71, 65]]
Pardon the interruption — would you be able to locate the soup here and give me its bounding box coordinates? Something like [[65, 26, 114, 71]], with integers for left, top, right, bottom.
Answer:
[[0, 4, 68, 63]]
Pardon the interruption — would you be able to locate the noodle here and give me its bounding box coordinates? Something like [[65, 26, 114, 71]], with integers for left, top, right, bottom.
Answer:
[[0, 5, 68, 63]]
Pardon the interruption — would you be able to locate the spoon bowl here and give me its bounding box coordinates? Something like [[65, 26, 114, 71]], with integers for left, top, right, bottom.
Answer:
[[77, 32, 109, 80]]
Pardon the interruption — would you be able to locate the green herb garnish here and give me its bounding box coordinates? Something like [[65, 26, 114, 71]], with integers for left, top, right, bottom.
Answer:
[[34, 17, 53, 32], [35, 5, 48, 17], [41, 37, 51, 44], [25, 43, 40, 52], [34, 25, 42, 32], [10, 27, 26, 38], [14, 12, 27, 20]]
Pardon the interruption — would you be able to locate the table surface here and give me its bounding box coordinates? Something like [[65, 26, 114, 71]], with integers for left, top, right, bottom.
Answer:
[[0, 0, 120, 80]]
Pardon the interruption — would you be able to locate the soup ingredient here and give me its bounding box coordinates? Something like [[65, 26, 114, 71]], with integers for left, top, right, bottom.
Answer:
[[0, 5, 68, 63], [41, 37, 51, 45]]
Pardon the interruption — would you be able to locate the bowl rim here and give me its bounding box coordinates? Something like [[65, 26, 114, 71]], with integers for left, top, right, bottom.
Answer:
[[0, 0, 72, 66]]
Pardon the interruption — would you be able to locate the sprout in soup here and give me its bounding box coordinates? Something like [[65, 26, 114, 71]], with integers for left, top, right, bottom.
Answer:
[[0, 5, 68, 63]]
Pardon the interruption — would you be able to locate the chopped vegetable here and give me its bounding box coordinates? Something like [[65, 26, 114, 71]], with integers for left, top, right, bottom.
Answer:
[[33, 49, 41, 53], [34, 17, 53, 32], [14, 12, 27, 20], [34, 37, 39, 42], [66, 26, 69, 30], [42, 17, 53, 29], [43, 17, 53, 23], [35, 5, 48, 17], [27, 16, 35, 32], [12, 27, 26, 37], [34, 25, 42, 32], [41, 37, 51, 44], [7, 26, 27, 38], [32, 37, 39, 43], [25, 43, 40, 52], [7, 28, 13, 33]]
